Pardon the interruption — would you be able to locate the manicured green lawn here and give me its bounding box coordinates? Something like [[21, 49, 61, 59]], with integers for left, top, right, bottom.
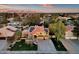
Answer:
[[9, 40, 37, 51]]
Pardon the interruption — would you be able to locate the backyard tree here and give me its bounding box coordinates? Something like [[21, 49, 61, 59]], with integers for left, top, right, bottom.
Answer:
[[22, 14, 41, 26], [49, 18, 67, 51], [49, 18, 58, 35], [0, 13, 9, 25], [49, 19, 66, 41], [29, 14, 41, 26]]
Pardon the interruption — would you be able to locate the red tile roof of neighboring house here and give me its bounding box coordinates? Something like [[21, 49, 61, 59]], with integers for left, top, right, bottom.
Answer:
[[0, 26, 17, 37], [31, 26, 45, 35], [66, 25, 74, 31]]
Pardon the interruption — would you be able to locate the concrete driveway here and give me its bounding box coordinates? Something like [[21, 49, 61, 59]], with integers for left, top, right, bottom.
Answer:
[[61, 39, 79, 54], [38, 39, 56, 53], [0, 40, 7, 51]]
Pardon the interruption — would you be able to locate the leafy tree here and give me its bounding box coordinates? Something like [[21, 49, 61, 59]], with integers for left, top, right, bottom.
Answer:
[[72, 19, 79, 40], [15, 30, 22, 40], [44, 21, 49, 28], [0, 13, 9, 24], [49, 14, 59, 23], [22, 14, 41, 26], [49, 19, 66, 41]]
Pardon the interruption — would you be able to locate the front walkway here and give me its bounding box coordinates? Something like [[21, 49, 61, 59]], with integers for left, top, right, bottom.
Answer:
[[61, 39, 79, 54], [38, 39, 56, 53]]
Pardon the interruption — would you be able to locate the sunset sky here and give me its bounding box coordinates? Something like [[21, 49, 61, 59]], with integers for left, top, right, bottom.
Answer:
[[6, 4, 79, 8], [0, 4, 79, 13]]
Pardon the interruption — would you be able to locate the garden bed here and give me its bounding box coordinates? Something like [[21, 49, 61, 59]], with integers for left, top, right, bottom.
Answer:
[[8, 40, 38, 51], [51, 38, 67, 51]]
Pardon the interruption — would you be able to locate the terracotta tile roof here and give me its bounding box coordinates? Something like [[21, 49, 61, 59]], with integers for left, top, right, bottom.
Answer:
[[0, 26, 17, 37], [31, 26, 46, 35], [66, 25, 74, 31]]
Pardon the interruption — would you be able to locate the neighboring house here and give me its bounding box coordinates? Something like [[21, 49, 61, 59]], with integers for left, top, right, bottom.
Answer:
[[58, 16, 71, 20], [7, 22, 20, 27], [0, 26, 17, 40], [65, 25, 77, 39], [66, 25, 74, 32], [7, 18, 14, 23], [69, 14, 79, 18], [7, 17, 22, 28], [22, 25, 49, 40]]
